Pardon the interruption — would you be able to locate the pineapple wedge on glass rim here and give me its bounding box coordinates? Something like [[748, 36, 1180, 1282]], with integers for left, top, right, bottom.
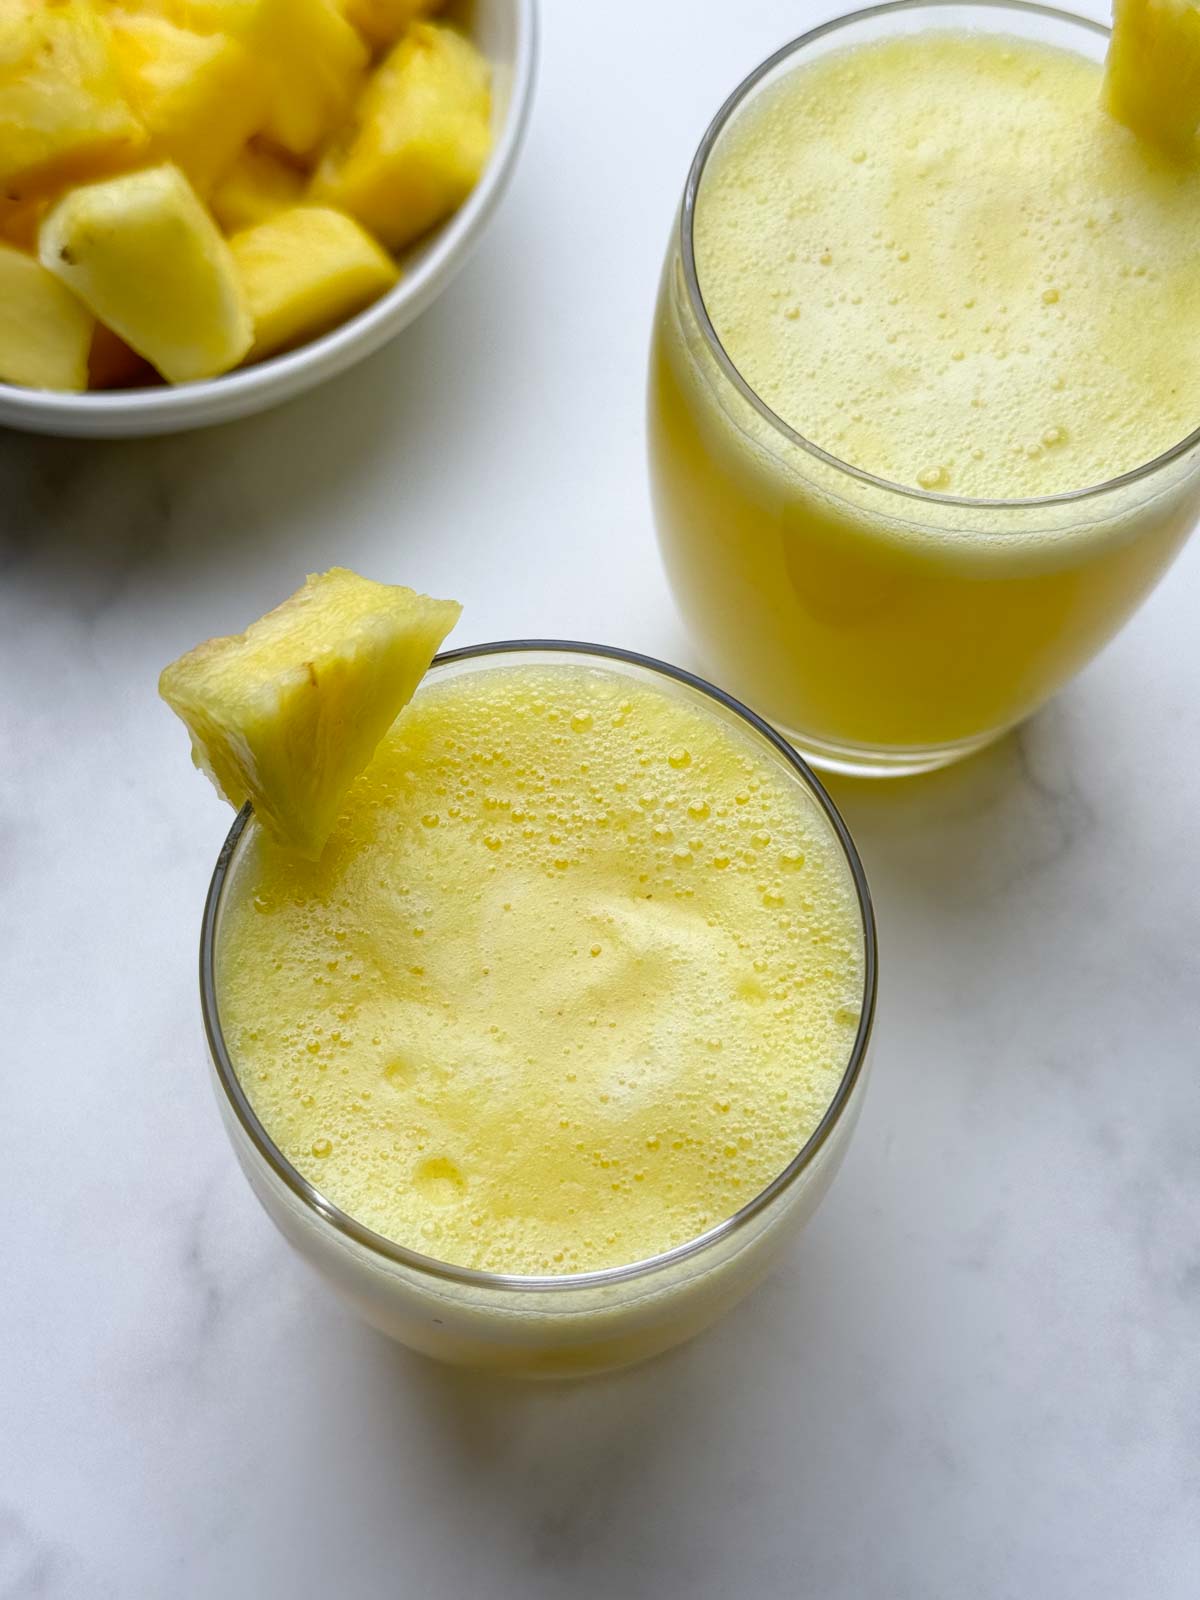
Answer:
[[1104, 0, 1200, 157], [159, 569, 461, 858]]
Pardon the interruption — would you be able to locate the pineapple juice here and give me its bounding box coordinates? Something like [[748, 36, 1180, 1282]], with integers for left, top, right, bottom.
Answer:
[[650, 21, 1200, 773], [215, 657, 866, 1291]]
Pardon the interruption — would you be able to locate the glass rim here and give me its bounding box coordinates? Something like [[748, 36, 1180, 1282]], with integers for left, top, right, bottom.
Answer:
[[200, 640, 878, 1296], [679, 0, 1200, 513]]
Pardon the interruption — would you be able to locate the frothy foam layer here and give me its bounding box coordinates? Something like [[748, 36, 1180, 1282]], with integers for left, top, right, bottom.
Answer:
[[695, 33, 1200, 498], [218, 662, 864, 1275]]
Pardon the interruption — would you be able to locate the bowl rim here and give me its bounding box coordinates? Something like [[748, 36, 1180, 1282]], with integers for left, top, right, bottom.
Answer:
[[678, 0, 1200, 512], [0, 0, 538, 436], [200, 640, 879, 1295]]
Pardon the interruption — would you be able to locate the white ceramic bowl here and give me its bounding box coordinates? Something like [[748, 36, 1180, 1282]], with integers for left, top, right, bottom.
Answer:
[[0, 0, 537, 439]]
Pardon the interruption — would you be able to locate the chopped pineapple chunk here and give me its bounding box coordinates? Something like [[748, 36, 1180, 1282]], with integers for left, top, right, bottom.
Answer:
[[40, 163, 252, 383], [310, 23, 491, 251], [115, 0, 368, 157], [0, 0, 493, 386], [230, 205, 399, 359], [1104, 0, 1200, 156], [108, 12, 269, 194], [210, 143, 304, 233], [254, 0, 368, 157], [343, 0, 446, 52], [113, 1, 261, 29], [0, 243, 93, 392], [159, 569, 461, 858], [0, 0, 146, 200]]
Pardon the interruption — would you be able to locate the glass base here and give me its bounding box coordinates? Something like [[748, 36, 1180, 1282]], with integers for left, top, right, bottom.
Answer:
[[778, 722, 1008, 779]]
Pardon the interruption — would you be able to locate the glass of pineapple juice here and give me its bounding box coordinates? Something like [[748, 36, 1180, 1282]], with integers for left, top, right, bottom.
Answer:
[[648, 0, 1200, 777], [201, 643, 877, 1379]]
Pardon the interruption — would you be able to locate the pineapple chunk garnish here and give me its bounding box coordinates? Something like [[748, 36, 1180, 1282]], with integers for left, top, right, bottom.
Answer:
[[230, 205, 400, 359], [0, 243, 93, 392], [1104, 0, 1200, 157], [159, 569, 461, 859], [310, 23, 491, 251], [343, 0, 447, 52], [0, 0, 146, 200], [40, 163, 252, 383], [108, 12, 269, 195], [210, 143, 304, 233]]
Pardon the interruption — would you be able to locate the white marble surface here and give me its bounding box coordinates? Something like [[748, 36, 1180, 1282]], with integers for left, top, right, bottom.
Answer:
[[2, 3, 1198, 1596]]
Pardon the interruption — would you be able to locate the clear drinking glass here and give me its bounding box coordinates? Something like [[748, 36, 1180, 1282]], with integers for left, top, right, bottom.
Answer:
[[201, 643, 877, 1378], [648, 1, 1200, 777]]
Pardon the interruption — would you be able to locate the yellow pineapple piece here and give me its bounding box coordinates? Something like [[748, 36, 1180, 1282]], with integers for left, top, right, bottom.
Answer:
[[0, 242, 93, 391], [112, 1, 261, 29], [209, 142, 304, 232], [1104, 0, 1200, 156], [0, 0, 146, 200], [115, 0, 367, 158], [342, 0, 446, 52], [40, 163, 252, 382], [310, 23, 491, 251], [159, 569, 461, 858], [107, 12, 268, 194], [229, 205, 399, 359], [252, 0, 368, 158]]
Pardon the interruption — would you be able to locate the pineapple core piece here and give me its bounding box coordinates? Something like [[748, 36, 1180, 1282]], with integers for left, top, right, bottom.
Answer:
[[230, 205, 400, 359], [0, 243, 93, 392], [159, 569, 461, 858], [39, 163, 252, 383], [1104, 0, 1200, 156], [310, 23, 491, 251]]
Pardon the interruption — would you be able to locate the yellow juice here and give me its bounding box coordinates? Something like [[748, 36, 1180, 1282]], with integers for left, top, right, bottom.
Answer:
[[216, 658, 865, 1285], [649, 22, 1200, 773]]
